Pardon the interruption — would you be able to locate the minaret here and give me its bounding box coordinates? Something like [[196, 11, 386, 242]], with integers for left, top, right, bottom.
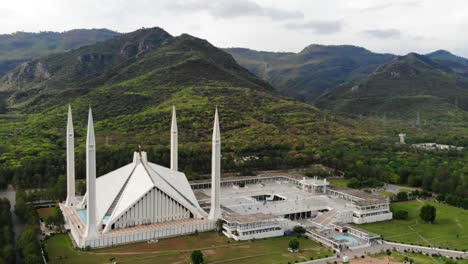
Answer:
[[65, 105, 76, 207], [84, 107, 98, 238], [208, 108, 222, 220], [170, 106, 178, 171]]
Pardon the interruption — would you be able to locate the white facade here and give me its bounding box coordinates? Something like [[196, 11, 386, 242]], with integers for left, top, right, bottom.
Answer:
[[170, 105, 178, 171], [222, 217, 283, 241], [65, 105, 76, 207], [208, 109, 222, 220], [85, 108, 98, 238], [61, 107, 222, 248], [350, 202, 392, 224]]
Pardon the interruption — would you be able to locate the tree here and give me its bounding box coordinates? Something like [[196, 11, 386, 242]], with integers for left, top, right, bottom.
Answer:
[[420, 205, 436, 223], [191, 250, 204, 264], [396, 191, 408, 201], [292, 225, 306, 235], [289, 239, 300, 251], [393, 210, 408, 220]]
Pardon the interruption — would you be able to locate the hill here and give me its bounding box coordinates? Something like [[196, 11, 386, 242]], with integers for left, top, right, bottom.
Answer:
[[225, 45, 394, 102], [0, 27, 360, 188], [315, 53, 468, 121], [0, 29, 120, 77], [426, 49, 468, 78], [0, 27, 466, 205]]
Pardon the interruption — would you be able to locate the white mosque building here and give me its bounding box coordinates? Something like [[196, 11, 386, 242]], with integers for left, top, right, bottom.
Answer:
[[60, 105, 392, 250], [60, 106, 220, 248]]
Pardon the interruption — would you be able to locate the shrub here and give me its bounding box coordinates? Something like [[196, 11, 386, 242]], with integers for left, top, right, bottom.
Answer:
[[393, 210, 409, 220], [289, 239, 300, 250], [191, 250, 204, 264]]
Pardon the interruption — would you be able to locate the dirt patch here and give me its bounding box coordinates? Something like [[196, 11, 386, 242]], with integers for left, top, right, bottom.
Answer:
[[347, 256, 400, 264], [203, 249, 217, 256]]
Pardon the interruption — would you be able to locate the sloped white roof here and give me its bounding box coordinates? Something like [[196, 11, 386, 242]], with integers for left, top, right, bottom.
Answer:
[[109, 163, 155, 222], [147, 163, 199, 207], [88, 152, 203, 230], [95, 163, 135, 224]]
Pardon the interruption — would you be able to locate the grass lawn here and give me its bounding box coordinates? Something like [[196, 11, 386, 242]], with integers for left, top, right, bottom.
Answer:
[[370, 251, 468, 264], [375, 190, 396, 199], [359, 200, 468, 250], [328, 178, 350, 187], [37, 207, 58, 220], [45, 232, 333, 264]]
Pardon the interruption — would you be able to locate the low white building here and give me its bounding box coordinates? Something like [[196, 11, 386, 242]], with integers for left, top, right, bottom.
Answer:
[[222, 214, 284, 241]]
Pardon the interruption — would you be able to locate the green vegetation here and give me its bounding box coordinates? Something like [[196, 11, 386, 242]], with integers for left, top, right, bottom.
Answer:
[[0, 29, 119, 77], [0, 27, 466, 211], [327, 178, 350, 187], [0, 198, 15, 264], [45, 232, 332, 264], [393, 209, 409, 220], [15, 189, 43, 264], [38, 207, 64, 226], [292, 225, 306, 235], [397, 191, 409, 201], [288, 239, 300, 250], [360, 201, 468, 250], [316, 53, 468, 121], [191, 250, 204, 264], [226, 45, 394, 102], [420, 204, 437, 223], [373, 250, 468, 264]]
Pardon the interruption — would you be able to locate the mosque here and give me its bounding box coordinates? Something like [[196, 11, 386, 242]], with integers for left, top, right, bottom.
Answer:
[[60, 106, 220, 248], [60, 106, 392, 250]]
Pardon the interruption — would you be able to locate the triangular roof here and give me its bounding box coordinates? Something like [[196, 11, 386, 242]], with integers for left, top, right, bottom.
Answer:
[[91, 152, 203, 231]]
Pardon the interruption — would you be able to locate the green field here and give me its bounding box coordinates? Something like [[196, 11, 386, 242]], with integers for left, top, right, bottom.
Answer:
[[37, 207, 57, 220], [328, 178, 350, 187], [371, 251, 468, 264], [45, 232, 333, 264], [360, 200, 468, 250]]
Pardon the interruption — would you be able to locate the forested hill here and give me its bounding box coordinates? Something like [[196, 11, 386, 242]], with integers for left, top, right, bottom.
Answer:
[[225, 45, 395, 102], [0, 27, 273, 115], [0, 27, 466, 207], [0, 27, 355, 188], [315, 53, 468, 122], [0, 29, 120, 77]]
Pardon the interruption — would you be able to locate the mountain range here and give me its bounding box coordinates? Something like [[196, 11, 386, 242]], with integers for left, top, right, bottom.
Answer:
[[226, 45, 468, 121], [0, 29, 119, 77], [0, 26, 466, 201], [0, 27, 356, 181]]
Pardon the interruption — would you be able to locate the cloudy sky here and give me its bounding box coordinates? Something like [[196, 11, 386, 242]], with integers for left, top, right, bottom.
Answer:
[[1, 0, 468, 56]]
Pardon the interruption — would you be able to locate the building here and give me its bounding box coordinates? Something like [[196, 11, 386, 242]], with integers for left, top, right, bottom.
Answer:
[[60, 106, 219, 248], [60, 105, 392, 249]]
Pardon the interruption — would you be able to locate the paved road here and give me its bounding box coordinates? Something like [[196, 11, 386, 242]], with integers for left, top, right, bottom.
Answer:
[[0, 184, 24, 263], [301, 241, 467, 264]]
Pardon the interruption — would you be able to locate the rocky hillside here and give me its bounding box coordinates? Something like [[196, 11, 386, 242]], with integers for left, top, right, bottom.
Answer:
[[1, 27, 272, 115], [0, 29, 119, 77], [0, 27, 358, 182], [315, 53, 468, 121], [225, 45, 394, 102]]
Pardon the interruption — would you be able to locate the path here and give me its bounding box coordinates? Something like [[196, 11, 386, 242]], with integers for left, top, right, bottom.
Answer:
[[0, 184, 24, 264]]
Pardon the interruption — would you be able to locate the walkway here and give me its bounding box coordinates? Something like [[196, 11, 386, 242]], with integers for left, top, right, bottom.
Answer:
[[0, 184, 24, 264]]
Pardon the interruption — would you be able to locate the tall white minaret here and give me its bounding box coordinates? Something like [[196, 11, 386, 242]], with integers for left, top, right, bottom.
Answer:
[[84, 107, 98, 238], [208, 108, 222, 220], [65, 105, 76, 207], [170, 105, 178, 171]]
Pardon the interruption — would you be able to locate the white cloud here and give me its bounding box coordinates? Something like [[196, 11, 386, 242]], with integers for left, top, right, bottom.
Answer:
[[0, 0, 467, 57], [166, 0, 303, 20], [362, 29, 401, 39], [285, 20, 343, 34]]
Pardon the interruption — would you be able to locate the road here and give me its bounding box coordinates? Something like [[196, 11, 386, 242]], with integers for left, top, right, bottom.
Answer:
[[300, 241, 467, 264], [0, 184, 25, 263]]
